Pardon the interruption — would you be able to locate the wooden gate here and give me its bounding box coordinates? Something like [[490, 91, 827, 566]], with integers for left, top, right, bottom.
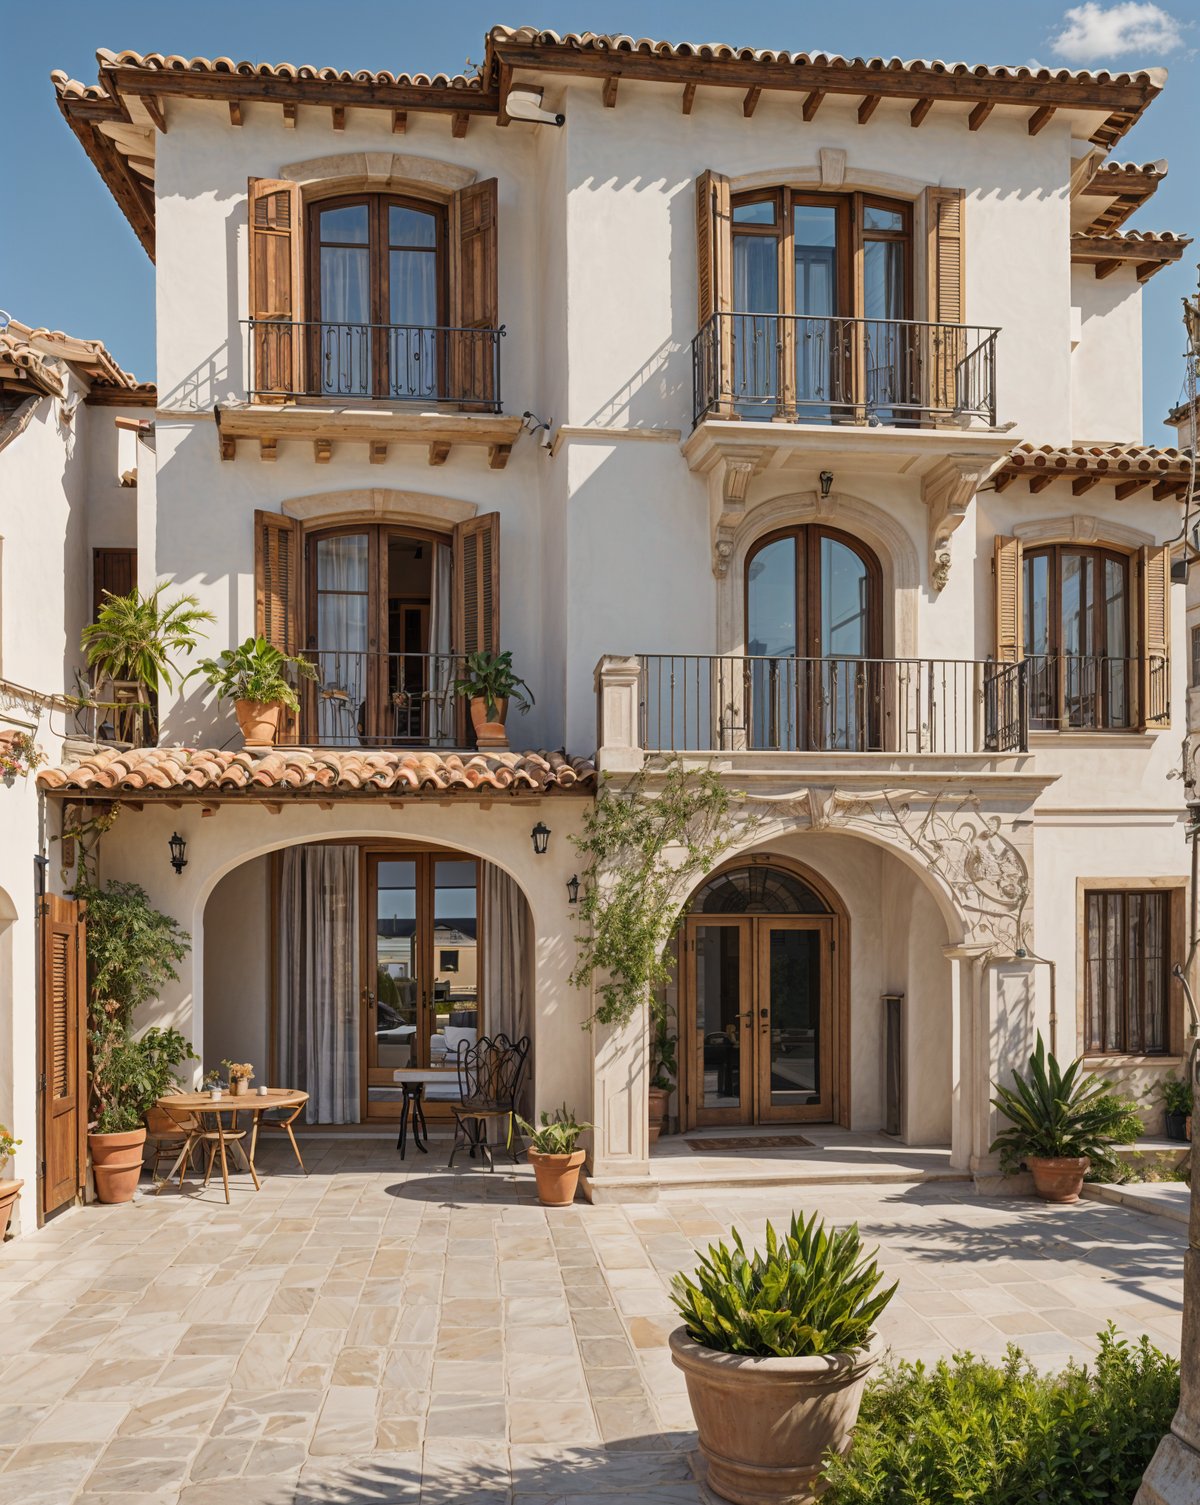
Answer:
[[39, 894, 87, 1218]]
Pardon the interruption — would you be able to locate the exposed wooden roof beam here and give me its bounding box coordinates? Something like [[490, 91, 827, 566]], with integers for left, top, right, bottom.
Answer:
[[488, 443, 512, 470], [857, 94, 880, 124], [313, 439, 332, 463], [1115, 478, 1149, 499], [228, 100, 242, 126], [392, 110, 407, 133], [142, 94, 167, 132], [1153, 479, 1180, 499], [910, 97, 933, 128], [602, 75, 619, 108], [681, 81, 696, 114], [1095, 259, 1123, 279], [331, 105, 346, 130], [259, 436, 277, 462], [451, 111, 469, 137], [802, 89, 824, 121], [1028, 473, 1055, 493], [282, 101, 297, 128], [428, 441, 451, 466], [968, 100, 993, 130], [1028, 104, 1055, 135], [369, 440, 388, 464], [991, 471, 1015, 493], [743, 85, 761, 118], [1072, 475, 1100, 495]]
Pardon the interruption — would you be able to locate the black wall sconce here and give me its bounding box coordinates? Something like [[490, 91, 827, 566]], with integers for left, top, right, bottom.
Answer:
[[566, 874, 580, 904], [531, 821, 551, 855], [819, 470, 834, 499], [168, 832, 188, 875]]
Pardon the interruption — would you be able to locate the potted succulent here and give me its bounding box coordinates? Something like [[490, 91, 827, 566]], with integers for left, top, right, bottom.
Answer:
[[669, 1211, 897, 1505], [991, 1035, 1142, 1203], [1159, 1074, 1193, 1143], [192, 636, 318, 749], [648, 1009, 677, 1144], [517, 1104, 592, 1206], [0, 1125, 23, 1241], [453, 650, 534, 751], [223, 1061, 254, 1097]]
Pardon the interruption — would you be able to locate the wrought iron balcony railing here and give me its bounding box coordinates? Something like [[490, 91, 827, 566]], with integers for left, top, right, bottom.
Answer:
[[300, 650, 469, 749], [1026, 653, 1169, 732], [692, 313, 999, 428], [243, 320, 504, 410]]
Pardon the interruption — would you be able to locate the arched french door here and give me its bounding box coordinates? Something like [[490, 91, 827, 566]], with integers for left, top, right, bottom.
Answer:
[[680, 861, 847, 1128], [745, 525, 881, 751]]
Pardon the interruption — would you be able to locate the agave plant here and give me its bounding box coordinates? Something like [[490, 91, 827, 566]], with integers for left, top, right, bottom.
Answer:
[[990, 1034, 1141, 1177], [671, 1211, 897, 1358], [515, 1104, 592, 1156], [81, 584, 214, 696]]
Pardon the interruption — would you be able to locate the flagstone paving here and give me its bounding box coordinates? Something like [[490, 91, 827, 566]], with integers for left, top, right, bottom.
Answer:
[[0, 1136, 1184, 1503]]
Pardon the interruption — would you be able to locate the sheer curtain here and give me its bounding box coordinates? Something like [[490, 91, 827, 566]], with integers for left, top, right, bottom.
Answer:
[[316, 534, 370, 746], [278, 845, 361, 1124], [482, 863, 533, 1111], [428, 541, 455, 745]]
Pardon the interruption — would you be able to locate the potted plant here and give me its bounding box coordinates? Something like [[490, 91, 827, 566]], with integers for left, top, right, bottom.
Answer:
[[0, 1125, 23, 1241], [648, 1008, 677, 1144], [0, 731, 44, 785], [453, 650, 534, 750], [516, 1104, 592, 1206], [991, 1035, 1142, 1203], [223, 1061, 254, 1097], [669, 1211, 897, 1505], [193, 636, 319, 749], [81, 582, 214, 745], [78, 879, 197, 1204], [1159, 1075, 1193, 1142], [203, 1070, 224, 1100]]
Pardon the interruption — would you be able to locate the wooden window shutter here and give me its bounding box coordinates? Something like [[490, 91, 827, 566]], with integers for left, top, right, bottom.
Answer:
[[696, 170, 733, 414], [39, 893, 87, 1217], [1139, 543, 1171, 727], [993, 535, 1023, 664], [451, 179, 499, 406], [247, 178, 303, 400], [924, 187, 965, 411], [92, 548, 137, 620], [453, 513, 500, 658], [254, 510, 302, 743]]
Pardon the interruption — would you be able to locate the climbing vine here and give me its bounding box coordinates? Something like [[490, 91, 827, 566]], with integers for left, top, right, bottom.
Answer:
[[570, 758, 750, 1029]]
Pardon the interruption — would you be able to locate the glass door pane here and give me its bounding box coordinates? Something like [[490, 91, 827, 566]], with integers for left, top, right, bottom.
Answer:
[[387, 204, 439, 399], [431, 860, 479, 1073], [863, 224, 908, 417], [819, 535, 873, 751], [747, 536, 799, 751], [793, 205, 838, 416], [732, 213, 780, 417], [368, 858, 419, 1115], [757, 921, 828, 1119], [317, 202, 371, 395], [314, 533, 371, 746], [692, 922, 749, 1122]]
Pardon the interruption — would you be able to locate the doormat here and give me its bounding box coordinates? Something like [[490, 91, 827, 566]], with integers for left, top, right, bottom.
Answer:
[[686, 1134, 815, 1152]]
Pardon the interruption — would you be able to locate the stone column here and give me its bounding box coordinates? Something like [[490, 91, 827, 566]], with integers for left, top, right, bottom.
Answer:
[[583, 998, 655, 1204], [594, 656, 643, 775], [944, 944, 989, 1171]]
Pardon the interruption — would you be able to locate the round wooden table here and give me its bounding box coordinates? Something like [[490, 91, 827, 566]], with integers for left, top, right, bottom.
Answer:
[[154, 1089, 309, 1201]]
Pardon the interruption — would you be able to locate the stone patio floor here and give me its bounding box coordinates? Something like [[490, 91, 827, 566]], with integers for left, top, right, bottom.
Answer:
[[0, 1135, 1185, 1504]]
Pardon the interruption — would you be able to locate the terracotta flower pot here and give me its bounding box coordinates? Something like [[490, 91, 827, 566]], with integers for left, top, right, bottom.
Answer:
[[527, 1147, 585, 1206], [88, 1128, 148, 1205], [0, 1180, 23, 1241], [234, 699, 283, 749], [648, 1085, 670, 1145], [1027, 1155, 1090, 1203], [469, 696, 509, 751], [670, 1327, 879, 1505]]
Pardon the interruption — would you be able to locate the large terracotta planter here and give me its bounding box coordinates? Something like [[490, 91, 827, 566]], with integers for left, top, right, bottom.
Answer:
[[0, 1180, 23, 1241], [648, 1085, 670, 1145], [234, 698, 283, 749], [670, 1327, 879, 1505], [469, 696, 509, 751], [528, 1147, 585, 1206], [89, 1128, 148, 1205], [1027, 1155, 1089, 1203]]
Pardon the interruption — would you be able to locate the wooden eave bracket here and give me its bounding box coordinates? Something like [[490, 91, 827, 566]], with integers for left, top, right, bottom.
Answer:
[[922, 454, 996, 592], [214, 405, 523, 466]]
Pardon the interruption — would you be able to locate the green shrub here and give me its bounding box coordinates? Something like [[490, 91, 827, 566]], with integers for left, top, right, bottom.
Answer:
[[822, 1325, 1179, 1505], [671, 1212, 897, 1358], [517, 1104, 591, 1156]]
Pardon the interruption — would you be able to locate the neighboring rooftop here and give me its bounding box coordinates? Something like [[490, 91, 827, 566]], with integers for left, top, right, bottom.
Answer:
[[1069, 228, 1192, 282], [993, 443, 1194, 500], [1074, 158, 1167, 234], [0, 319, 151, 405]]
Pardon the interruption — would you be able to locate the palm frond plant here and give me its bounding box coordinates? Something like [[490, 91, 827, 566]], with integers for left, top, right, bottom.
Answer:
[[81, 583, 214, 697], [990, 1034, 1141, 1183]]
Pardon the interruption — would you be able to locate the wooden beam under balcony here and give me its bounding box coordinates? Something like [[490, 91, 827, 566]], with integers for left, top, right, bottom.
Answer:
[[910, 98, 933, 127], [743, 86, 761, 117], [802, 89, 824, 121], [1027, 105, 1055, 135], [968, 100, 993, 130], [214, 404, 523, 468], [681, 81, 696, 114], [602, 76, 619, 108], [857, 94, 880, 124]]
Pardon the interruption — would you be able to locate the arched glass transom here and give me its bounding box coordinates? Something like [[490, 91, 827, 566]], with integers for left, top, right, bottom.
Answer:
[[690, 866, 831, 915]]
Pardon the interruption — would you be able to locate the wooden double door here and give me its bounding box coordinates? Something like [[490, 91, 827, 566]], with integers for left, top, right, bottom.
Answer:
[[683, 915, 837, 1127]]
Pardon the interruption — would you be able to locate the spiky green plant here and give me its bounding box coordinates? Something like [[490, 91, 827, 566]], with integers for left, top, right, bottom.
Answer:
[[516, 1104, 591, 1156], [990, 1034, 1141, 1177], [81, 583, 214, 695], [671, 1211, 897, 1358], [192, 636, 318, 714]]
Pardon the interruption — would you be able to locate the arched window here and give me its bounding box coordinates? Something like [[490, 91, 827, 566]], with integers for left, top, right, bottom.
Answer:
[[1024, 544, 1130, 729], [745, 525, 881, 750], [690, 865, 830, 915]]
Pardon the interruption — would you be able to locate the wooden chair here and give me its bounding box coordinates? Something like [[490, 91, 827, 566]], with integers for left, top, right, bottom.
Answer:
[[198, 1122, 259, 1204], [146, 1100, 199, 1184], [251, 1099, 308, 1174], [448, 1034, 530, 1171]]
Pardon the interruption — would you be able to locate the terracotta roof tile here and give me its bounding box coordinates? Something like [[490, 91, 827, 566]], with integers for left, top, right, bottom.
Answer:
[[996, 443, 1194, 498], [38, 746, 597, 798], [0, 320, 144, 396], [1070, 228, 1190, 246]]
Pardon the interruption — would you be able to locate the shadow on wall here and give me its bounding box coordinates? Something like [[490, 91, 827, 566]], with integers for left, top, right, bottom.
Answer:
[[158, 203, 245, 410]]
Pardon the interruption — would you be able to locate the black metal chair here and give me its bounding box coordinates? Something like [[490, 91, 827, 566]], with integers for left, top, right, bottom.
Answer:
[[448, 1033, 530, 1171]]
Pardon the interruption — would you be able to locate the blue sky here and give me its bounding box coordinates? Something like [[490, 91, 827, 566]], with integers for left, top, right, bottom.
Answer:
[[6, 0, 1198, 441]]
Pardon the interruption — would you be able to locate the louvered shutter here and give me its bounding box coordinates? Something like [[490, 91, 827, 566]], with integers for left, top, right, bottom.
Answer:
[[92, 548, 137, 620], [40, 894, 86, 1218], [696, 170, 734, 416], [993, 535, 1023, 664], [451, 179, 499, 407], [924, 187, 965, 412], [453, 513, 500, 658], [248, 178, 303, 400], [254, 509, 303, 743], [1139, 544, 1171, 727]]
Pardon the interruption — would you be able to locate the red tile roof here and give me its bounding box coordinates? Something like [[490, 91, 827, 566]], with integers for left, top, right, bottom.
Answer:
[[38, 746, 596, 798]]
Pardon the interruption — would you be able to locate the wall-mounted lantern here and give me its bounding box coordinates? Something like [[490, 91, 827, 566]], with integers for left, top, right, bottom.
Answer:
[[819, 470, 834, 499], [531, 821, 551, 855], [566, 874, 580, 904], [168, 832, 188, 875]]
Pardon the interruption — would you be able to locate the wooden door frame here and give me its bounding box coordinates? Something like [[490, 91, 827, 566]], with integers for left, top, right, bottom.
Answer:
[[681, 914, 754, 1128], [38, 894, 87, 1222], [754, 916, 834, 1124]]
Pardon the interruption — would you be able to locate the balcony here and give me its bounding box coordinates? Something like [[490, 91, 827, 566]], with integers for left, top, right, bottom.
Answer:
[[692, 313, 999, 429], [300, 650, 468, 749], [1026, 653, 1168, 732]]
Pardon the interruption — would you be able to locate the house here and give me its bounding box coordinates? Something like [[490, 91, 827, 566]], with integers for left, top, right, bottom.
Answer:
[[17, 24, 1191, 1217], [0, 319, 153, 1232]]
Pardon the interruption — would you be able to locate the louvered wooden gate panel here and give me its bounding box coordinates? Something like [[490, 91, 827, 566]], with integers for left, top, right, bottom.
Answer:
[[39, 894, 87, 1218]]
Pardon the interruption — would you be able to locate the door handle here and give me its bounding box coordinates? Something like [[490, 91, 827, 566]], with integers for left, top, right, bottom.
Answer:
[[362, 989, 376, 1010]]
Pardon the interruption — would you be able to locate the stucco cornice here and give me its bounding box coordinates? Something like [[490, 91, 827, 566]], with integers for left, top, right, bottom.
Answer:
[[281, 488, 479, 528], [281, 150, 476, 197]]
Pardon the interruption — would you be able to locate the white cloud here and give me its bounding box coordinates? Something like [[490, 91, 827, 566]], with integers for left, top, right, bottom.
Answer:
[[1050, 2, 1186, 62]]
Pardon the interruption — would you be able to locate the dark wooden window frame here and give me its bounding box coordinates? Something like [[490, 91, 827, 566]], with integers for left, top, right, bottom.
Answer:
[[744, 524, 883, 661], [1083, 886, 1173, 1057], [1024, 543, 1133, 728]]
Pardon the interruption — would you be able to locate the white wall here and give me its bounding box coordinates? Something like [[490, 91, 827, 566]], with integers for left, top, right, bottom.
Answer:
[[1070, 264, 1143, 444], [202, 855, 270, 1080]]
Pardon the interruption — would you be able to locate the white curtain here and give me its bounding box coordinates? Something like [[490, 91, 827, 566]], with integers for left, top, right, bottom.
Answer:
[[429, 541, 456, 745], [278, 845, 361, 1124], [315, 534, 370, 746], [482, 863, 533, 1109]]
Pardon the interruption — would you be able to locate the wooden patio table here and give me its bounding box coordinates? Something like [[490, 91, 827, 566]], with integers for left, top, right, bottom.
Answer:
[[153, 1089, 309, 1202]]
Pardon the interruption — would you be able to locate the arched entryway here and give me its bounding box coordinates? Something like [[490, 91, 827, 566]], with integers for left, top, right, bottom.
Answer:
[[678, 856, 848, 1130]]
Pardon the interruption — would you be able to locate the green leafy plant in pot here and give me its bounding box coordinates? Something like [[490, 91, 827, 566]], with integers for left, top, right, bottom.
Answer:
[[1158, 1074, 1193, 1142], [669, 1211, 897, 1505], [991, 1034, 1141, 1203], [79, 879, 197, 1203], [0, 1124, 23, 1242], [648, 1008, 678, 1144], [192, 636, 318, 749], [453, 650, 534, 751], [516, 1104, 591, 1206]]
